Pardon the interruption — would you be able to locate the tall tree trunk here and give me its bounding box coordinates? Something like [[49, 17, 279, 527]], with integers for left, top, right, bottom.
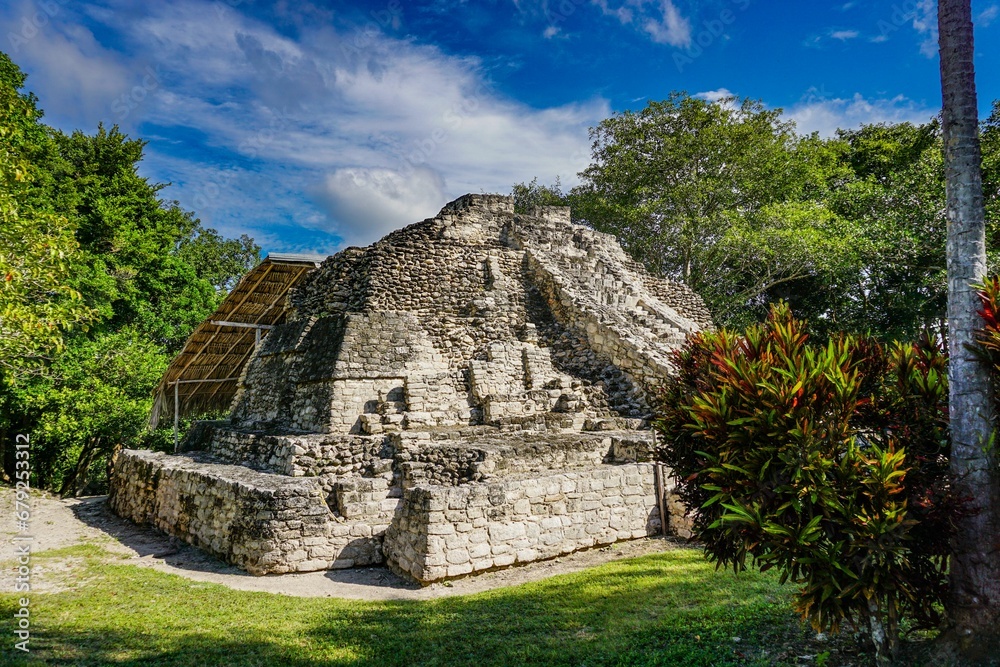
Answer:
[[0, 428, 9, 483], [72, 443, 100, 497], [59, 437, 99, 497], [938, 0, 1000, 659]]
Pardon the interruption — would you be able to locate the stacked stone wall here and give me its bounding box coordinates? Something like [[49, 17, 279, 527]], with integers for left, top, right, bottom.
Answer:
[[186, 426, 395, 480], [109, 450, 386, 574], [384, 463, 663, 583], [522, 252, 672, 392], [393, 431, 655, 486]]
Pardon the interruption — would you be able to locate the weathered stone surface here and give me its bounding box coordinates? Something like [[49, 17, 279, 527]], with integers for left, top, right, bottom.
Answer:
[[109, 194, 709, 583], [107, 450, 384, 574], [382, 464, 665, 582]]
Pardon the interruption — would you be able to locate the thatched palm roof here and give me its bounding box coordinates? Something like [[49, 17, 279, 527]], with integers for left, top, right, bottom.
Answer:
[[149, 253, 327, 430]]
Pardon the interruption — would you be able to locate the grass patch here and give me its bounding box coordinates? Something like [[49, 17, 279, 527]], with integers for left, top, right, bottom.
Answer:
[[0, 546, 870, 666]]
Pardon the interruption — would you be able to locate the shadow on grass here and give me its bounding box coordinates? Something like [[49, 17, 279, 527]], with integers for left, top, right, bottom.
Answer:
[[68, 496, 425, 593], [0, 550, 846, 667], [301, 565, 814, 667]]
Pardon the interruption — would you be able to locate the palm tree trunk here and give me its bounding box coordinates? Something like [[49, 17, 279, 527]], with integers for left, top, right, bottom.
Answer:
[[938, 0, 1000, 657]]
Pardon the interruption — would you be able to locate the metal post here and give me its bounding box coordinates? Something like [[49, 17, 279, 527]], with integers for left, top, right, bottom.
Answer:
[[173, 380, 179, 453]]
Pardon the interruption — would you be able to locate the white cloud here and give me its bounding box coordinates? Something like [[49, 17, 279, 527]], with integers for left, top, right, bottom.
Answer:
[[313, 167, 447, 248], [830, 29, 859, 40], [641, 0, 692, 47], [978, 5, 999, 26], [7, 0, 607, 249], [543, 25, 560, 38], [866, 0, 939, 54], [2, 1, 136, 129], [592, 0, 691, 46], [690, 87, 936, 143], [592, 0, 634, 25], [139, 149, 343, 255], [695, 88, 735, 103], [787, 92, 936, 137], [912, 0, 938, 58]]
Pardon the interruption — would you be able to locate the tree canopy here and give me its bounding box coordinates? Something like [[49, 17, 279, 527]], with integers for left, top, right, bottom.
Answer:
[[0, 52, 95, 377], [0, 51, 260, 494], [517, 91, 1000, 341]]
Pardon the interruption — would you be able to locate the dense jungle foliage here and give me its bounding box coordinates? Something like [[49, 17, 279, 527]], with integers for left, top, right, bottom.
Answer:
[[0, 52, 259, 494], [515, 92, 1000, 340]]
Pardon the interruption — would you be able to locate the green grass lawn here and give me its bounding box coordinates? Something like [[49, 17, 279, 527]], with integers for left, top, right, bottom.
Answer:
[[1, 544, 869, 667]]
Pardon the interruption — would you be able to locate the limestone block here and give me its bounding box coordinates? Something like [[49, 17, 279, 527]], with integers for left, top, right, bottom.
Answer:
[[493, 553, 516, 567]]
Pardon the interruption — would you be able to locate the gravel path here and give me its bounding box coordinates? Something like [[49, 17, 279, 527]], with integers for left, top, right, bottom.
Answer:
[[0, 488, 687, 600]]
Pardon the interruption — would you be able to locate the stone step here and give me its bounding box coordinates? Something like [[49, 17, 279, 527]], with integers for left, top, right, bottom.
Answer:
[[331, 476, 403, 520]]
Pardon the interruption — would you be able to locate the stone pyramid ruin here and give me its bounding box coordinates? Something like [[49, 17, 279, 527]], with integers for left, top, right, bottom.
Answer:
[[109, 194, 712, 583]]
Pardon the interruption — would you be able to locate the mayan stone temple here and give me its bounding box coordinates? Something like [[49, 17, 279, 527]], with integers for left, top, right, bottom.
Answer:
[[109, 194, 712, 583]]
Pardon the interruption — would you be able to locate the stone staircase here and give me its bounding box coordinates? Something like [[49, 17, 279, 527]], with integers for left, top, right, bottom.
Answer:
[[632, 303, 688, 346]]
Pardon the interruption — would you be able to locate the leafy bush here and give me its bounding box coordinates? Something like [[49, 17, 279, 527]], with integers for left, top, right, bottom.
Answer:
[[973, 275, 1000, 376], [13, 329, 168, 494], [654, 304, 963, 663]]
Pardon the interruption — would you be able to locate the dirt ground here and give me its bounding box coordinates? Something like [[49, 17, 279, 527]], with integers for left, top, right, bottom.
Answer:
[[0, 488, 687, 600]]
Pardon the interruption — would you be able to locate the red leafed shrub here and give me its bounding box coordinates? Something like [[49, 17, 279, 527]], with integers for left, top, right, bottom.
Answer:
[[975, 276, 1000, 367], [654, 303, 963, 662]]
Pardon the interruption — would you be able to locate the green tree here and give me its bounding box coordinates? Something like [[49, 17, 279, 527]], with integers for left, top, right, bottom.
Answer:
[[53, 126, 259, 351], [823, 122, 950, 341], [0, 53, 95, 379], [177, 227, 260, 293], [0, 51, 260, 490], [569, 93, 860, 328], [15, 330, 168, 494], [982, 100, 1000, 250], [656, 306, 958, 664], [511, 177, 569, 213]]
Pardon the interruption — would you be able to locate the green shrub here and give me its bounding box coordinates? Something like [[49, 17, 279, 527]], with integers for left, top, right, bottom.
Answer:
[[654, 304, 962, 663]]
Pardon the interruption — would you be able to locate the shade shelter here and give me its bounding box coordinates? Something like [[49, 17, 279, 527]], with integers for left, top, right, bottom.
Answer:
[[148, 253, 327, 446]]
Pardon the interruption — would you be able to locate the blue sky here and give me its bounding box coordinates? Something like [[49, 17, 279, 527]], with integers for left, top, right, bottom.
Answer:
[[3, 0, 999, 255]]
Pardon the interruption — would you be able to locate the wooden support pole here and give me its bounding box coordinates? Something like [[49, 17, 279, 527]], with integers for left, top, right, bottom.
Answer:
[[173, 380, 179, 453], [209, 320, 275, 330], [655, 464, 668, 537]]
